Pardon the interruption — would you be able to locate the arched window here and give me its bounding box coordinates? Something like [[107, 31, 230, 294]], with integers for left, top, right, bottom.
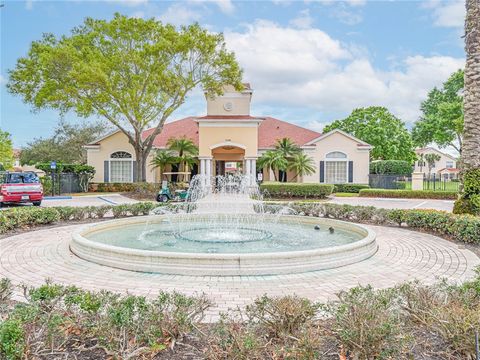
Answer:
[[111, 151, 132, 159], [325, 151, 348, 183], [110, 151, 133, 183], [326, 151, 347, 159]]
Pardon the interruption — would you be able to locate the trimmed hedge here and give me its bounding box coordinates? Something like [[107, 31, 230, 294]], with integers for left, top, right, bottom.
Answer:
[[370, 160, 413, 175], [260, 182, 334, 199], [0, 202, 158, 235], [333, 183, 370, 193], [359, 189, 458, 200], [283, 203, 480, 244]]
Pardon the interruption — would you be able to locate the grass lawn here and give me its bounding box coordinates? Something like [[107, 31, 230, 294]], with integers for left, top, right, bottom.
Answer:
[[403, 181, 459, 192], [333, 192, 359, 197]]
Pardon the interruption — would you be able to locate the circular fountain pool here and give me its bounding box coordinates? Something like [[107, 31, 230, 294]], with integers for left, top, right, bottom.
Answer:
[[71, 214, 377, 276]]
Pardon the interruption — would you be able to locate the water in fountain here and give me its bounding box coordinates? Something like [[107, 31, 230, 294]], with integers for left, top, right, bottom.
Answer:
[[140, 174, 297, 249]]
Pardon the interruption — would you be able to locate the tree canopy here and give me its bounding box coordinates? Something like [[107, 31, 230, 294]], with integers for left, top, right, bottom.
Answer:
[[0, 130, 14, 170], [412, 69, 464, 155], [7, 14, 242, 181], [323, 106, 416, 163], [19, 121, 107, 165]]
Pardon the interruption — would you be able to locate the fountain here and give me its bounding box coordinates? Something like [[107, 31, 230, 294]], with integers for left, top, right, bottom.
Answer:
[[71, 175, 377, 275]]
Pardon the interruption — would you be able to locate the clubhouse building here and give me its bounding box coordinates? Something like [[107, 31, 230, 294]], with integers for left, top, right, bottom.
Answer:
[[85, 84, 372, 184]]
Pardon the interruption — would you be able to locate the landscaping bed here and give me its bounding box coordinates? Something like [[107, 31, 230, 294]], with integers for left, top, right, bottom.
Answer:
[[1, 273, 479, 360], [260, 182, 334, 199], [359, 189, 458, 200]]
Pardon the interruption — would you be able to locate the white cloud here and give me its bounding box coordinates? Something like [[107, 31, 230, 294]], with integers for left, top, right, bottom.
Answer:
[[346, 0, 366, 7], [211, 0, 235, 14], [106, 0, 149, 7], [157, 3, 202, 26], [425, 0, 465, 28], [331, 4, 363, 25], [25, 0, 34, 10], [289, 9, 314, 29], [188, 0, 235, 14], [225, 21, 464, 123]]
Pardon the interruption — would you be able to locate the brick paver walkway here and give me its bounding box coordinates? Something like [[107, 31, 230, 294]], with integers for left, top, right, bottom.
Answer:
[[1, 224, 478, 321]]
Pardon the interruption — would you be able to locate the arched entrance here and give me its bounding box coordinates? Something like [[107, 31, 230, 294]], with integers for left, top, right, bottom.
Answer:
[[210, 142, 246, 176]]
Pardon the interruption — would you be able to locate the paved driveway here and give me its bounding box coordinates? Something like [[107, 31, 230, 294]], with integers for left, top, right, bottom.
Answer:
[[328, 196, 454, 212], [40, 194, 139, 207]]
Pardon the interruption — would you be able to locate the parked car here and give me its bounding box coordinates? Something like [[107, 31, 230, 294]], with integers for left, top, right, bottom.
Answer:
[[0, 171, 43, 207]]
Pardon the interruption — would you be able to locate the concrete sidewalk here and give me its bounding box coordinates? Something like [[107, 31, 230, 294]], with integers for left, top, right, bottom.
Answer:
[[41, 194, 139, 207], [328, 196, 454, 212]]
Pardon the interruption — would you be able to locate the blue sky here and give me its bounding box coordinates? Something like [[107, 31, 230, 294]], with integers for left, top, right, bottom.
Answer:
[[0, 0, 465, 148]]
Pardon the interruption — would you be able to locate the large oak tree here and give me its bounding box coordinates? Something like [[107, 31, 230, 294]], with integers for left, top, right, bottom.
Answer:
[[7, 14, 242, 181], [323, 107, 416, 163], [412, 70, 464, 155]]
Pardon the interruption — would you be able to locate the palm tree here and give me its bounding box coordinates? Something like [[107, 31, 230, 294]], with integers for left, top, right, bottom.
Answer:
[[273, 138, 301, 181], [274, 137, 301, 158], [288, 153, 316, 181], [166, 137, 198, 181], [150, 150, 176, 181], [463, 0, 480, 171], [257, 150, 288, 181]]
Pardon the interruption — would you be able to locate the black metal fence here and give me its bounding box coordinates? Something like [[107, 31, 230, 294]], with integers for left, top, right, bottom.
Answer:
[[368, 174, 411, 190], [423, 174, 460, 192], [369, 174, 460, 192], [42, 173, 88, 195]]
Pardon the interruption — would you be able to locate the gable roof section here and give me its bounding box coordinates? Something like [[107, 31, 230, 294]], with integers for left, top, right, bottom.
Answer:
[[304, 129, 373, 149], [258, 117, 321, 148], [87, 117, 370, 150], [143, 117, 199, 147], [415, 147, 457, 160]]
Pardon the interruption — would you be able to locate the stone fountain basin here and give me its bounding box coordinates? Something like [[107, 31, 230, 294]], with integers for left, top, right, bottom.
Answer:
[[70, 215, 377, 276]]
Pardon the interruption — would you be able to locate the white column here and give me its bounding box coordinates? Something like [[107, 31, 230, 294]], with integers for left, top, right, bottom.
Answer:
[[206, 158, 212, 183], [200, 159, 205, 176], [251, 159, 257, 183]]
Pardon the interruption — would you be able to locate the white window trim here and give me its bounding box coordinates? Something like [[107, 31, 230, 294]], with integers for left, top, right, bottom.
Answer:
[[109, 151, 134, 183], [324, 151, 349, 184]]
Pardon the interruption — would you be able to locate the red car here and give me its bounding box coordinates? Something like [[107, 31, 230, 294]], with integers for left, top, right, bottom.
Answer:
[[0, 171, 43, 207]]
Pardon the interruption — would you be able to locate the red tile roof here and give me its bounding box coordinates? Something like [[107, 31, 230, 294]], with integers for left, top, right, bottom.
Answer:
[[258, 117, 321, 148], [141, 116, 321, 149], [143, 117, 199, 147], [195, 115, 262, 120]]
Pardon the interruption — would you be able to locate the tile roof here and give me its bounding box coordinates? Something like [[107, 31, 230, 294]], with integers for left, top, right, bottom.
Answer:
[[143, 117, 199, 147], [257, 117, 321, 148], [141, 116, 322, 149], [142, 116, 322, 149]]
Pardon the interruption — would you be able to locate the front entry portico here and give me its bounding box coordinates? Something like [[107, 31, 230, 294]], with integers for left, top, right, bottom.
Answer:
[[198, 143, 257, 185]]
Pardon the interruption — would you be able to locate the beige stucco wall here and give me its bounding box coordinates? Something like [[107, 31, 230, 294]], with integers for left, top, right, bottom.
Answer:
[[206, 85, 252, 116], [413, 148, 457, 175], [198, 124, 258, 158], [302, 132, 370, 184], [87, 131, 157, 183]]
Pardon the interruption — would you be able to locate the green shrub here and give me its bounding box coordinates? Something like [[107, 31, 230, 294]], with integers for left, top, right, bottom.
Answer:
[[260, 182, 333, 199], [0, 319, 25, 360], [280, 203, 480, 244], [333, 183, 369, 193], [324, 285, 408, 359], [359, 188, 458, 200], [0, 202, 155, 235], [370, 160, 413, 175]]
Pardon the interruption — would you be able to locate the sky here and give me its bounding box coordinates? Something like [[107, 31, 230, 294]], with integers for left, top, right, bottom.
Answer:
[[0, 0, 466, 149]]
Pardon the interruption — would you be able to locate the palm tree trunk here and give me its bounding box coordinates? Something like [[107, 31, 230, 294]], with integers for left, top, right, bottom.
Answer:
[[463, 0, 480, 170]]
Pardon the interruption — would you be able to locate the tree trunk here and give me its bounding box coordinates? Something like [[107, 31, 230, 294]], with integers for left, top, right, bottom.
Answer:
[[134, 146, 148, 182], [463, 0, 480, 171]]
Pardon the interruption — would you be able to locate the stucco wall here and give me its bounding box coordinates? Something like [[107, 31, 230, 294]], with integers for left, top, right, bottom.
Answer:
[[87, 131, 157, 183], [413, 149, 457, 175], [198, 124, 258, 157], [301, 132, 370, 184], [206, 85, 252, 116]]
